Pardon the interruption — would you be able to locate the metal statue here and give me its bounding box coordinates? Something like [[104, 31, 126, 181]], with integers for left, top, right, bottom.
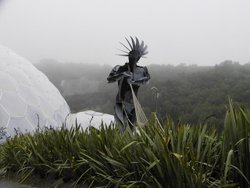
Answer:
[[107, 37, 150, 132]]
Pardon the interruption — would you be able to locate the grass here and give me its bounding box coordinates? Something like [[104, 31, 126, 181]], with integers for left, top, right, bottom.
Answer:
[[0, 99, 250, 187]]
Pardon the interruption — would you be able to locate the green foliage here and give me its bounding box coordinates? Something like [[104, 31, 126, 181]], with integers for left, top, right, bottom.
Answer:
[[0, 100, 250, 187], [221, 99, 250, 187]]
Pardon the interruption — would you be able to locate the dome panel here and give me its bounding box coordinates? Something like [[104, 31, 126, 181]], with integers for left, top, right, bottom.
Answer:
[[7, 117, 35, 136], [5, 66, 32, 86], [0, 92, 27, 117], [39, 97, 55, 118], [26, 105, 47, 129], [102, 114, 115, 125], [90, 112, 115, 127], [18, 85, 40, 106], [0, 71, 17, 92], [0, 105, 10, 127], [60, 103, 70, 118], [74, 112, 92, 129], [54, 110, 66, 124], [47, 95, 61, 108]]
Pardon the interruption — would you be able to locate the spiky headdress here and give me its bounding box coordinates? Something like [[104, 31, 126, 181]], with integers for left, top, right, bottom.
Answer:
[[117, 36, 148, 59]]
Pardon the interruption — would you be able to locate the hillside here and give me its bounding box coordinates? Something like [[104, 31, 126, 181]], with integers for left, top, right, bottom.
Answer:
[[35, 60, 250, 128]]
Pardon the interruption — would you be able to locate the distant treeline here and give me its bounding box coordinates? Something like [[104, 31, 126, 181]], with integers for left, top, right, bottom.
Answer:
[[36, 59, 250, 128]]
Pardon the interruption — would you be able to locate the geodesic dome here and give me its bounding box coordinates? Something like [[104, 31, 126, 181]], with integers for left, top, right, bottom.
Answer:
[[67, 110, 114, 130], [0, 45, 70, 143]]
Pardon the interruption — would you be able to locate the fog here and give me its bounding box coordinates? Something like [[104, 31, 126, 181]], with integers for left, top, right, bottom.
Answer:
[[0, 0, 250, 66]]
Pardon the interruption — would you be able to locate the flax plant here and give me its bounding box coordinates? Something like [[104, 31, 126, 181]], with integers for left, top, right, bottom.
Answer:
[[0, 100, 249, 187], [221, 99, 250, 187]]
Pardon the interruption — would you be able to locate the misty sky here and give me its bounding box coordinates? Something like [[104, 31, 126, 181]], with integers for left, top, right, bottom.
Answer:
[[0, 0, 250, 66]]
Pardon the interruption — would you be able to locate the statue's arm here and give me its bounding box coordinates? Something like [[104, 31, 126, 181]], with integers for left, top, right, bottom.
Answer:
[[130, 66, 151, 86], [107, 65, 130, 83]]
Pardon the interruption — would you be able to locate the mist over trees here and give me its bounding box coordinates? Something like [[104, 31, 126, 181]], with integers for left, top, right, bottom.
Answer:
[[36, 60, 250, 128]]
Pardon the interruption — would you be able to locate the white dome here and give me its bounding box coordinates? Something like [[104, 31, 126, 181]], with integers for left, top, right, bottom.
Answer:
[[0, 45, 70, 143], [67, 110, 114, 130]]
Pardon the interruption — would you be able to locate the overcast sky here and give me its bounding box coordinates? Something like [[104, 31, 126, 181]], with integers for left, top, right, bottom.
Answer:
[[0, 0, 250, 66]]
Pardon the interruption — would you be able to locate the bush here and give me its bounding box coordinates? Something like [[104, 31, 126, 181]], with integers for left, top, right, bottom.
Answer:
[[0, 100, 250, 187]]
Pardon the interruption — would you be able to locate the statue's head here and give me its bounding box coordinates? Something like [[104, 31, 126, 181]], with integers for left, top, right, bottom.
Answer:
[[128, 50, 140, 63], [117, 36, 148, 64]]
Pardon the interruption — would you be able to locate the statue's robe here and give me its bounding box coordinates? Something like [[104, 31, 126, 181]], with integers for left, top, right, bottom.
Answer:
[[107, 63, 150, 131]]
